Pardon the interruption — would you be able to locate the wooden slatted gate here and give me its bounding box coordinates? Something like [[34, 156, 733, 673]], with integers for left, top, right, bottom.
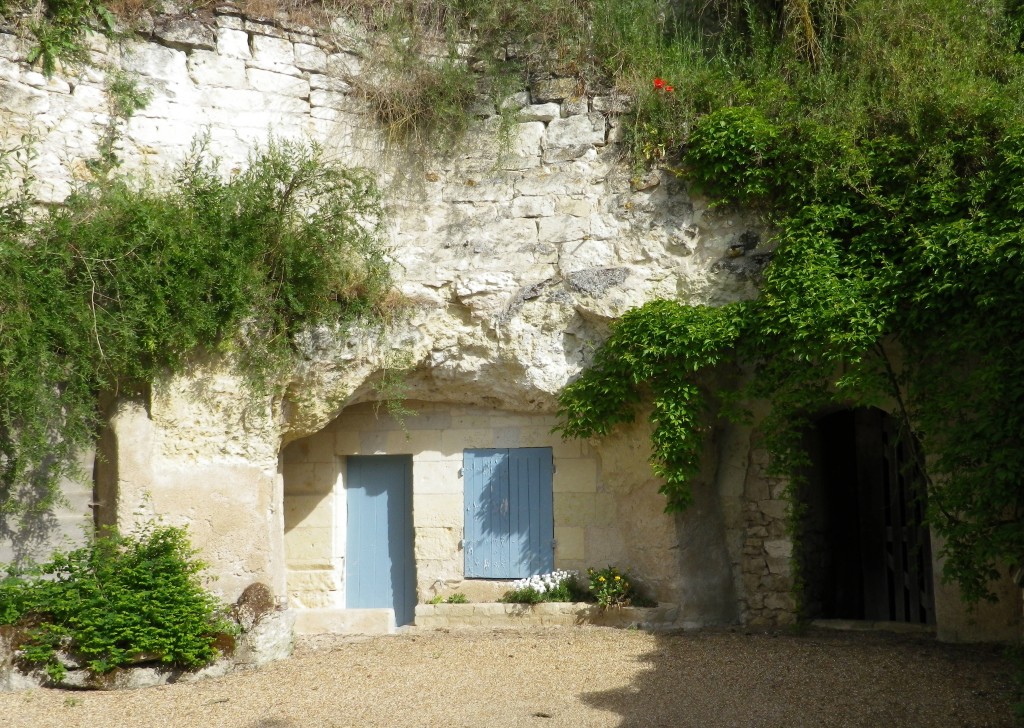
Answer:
[[463, 448, 554, 579], [812, 408, 934, 624], [859, 409, 934, 624]]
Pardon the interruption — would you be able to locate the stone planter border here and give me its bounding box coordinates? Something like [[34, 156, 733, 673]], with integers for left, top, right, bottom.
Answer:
[[414, 601, 679, 629]]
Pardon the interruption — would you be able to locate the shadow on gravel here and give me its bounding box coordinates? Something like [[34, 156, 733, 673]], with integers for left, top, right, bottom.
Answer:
[[580, 628, 1016, 728]]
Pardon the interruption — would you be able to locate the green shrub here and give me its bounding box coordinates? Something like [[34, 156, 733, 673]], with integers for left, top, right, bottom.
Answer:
[[0, 524, 235, 682], [26, 0, 118, 76], [352, 41, 478, 149], [684, 105, 780, 204], [500, 586, 545, 604], [0, 138, 390, 520], [445, 592, 470, 604]]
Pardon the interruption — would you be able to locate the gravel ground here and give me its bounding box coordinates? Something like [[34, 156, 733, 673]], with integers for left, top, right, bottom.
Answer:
[[0, 626, 1016, 728]]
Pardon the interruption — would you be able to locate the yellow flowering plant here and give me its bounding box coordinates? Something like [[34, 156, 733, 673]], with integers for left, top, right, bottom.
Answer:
[[586, 566, 637, 609]]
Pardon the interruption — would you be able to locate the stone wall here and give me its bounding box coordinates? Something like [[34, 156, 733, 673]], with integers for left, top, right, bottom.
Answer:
[[739, 441, 795, 626], [0, 450, 93, 567], [282, 401, 686, 612]]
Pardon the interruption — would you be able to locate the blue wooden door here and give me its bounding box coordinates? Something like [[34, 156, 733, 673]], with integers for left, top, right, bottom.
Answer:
[[464, 448, 554, 578], [346, 456, 416, 626]]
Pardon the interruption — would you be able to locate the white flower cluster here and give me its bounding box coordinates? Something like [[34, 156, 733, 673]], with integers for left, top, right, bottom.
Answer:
[[511, 570, 577, 594]]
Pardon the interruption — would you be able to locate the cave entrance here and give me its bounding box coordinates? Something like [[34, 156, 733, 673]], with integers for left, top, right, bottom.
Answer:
[[801, 408, 935, 624]]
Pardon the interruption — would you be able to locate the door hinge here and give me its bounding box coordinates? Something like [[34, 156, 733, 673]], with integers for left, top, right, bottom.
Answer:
[[551, 539, 558, 550], [458, 467, 464, 477]]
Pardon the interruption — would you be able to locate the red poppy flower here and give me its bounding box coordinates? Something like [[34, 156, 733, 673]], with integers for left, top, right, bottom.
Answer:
[[665, 85, 674, 93], [653, 77, 665, 90]]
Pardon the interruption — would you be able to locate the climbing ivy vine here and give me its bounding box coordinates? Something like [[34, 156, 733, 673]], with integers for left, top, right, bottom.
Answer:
[[557, 0, 1024, 603]]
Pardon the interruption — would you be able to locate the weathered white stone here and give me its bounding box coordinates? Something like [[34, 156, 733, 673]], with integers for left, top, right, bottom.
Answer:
[[216, 13, 245, 30], [309, 88, 353, 110], [287, 29, 319, 46], [309, 73, 351, 92], [294, 42, 327, 72], [188, 50, 248, 88], [245, 19, 288, 39], [191, 86, 262, 113], [538, 214, 590, 243], [293, 608, 394, 635], [326, 52, 362, 78], [543, 144, 596, 164], [122, 43, 188, 81], [0, 58, 19, 83], [511, 195, 554, 218], [0, 80, 50, 115], [0, 33, 28, 62], [764, 539, 793, 559], [531, 77, 578, 102], [1, 667, 45, 692], [233, 610, 296, 666], [500, 91, 530, 111], [545, 112, 606, 148], [519, 102, 559, 122], [593, 93, 631, 113], [607, 118, 625, 143], [154, 17, 217, 50], [509, 121, 544, 157], [560, 238, 618, 272], [515, 171, 591, 197], [560, 95, 587, 116], [247, 68, 310, 97], [216, 27, 251, 59], [22, 70, 70, 94], [328, 16, 369, 52], [71, 83, 107, 111], [84, 28, 114, 55], [309, 106, 343, 121], [250, 34, 295, 71], [77, 64, 108, 85], [441, 179, 510, 203]]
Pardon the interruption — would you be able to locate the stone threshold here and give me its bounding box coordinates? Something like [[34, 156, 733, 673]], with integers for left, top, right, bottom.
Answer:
[[414, 602, 679, 629], [811, 618, 936, 635]]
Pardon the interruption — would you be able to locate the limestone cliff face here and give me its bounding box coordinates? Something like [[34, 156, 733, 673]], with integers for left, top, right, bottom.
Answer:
[[3, 12, 1019, 642], [0, 9, 769, 623], [1, 11, 768, 433]]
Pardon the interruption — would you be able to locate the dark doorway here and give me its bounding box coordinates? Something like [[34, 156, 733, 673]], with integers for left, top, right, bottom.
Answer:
[[801, 408, 934, 624]]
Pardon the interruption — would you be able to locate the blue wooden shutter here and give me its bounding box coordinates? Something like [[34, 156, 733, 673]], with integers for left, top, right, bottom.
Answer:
[[464, 448, 553, 578], [509, 448, 555, 575]]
